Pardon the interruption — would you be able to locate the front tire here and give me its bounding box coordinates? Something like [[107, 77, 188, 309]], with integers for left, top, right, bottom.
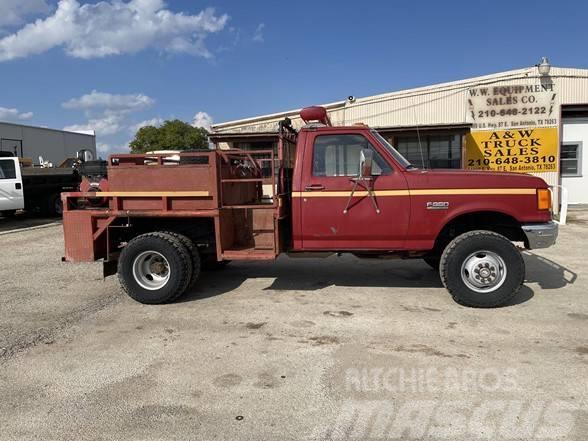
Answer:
[[440, 230, 524, 308], [118, 232, 192, 304]]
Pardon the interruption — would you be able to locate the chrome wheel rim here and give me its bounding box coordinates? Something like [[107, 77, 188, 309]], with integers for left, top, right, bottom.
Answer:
[[460, 250, 507, 293], [132, 251, 171, 290]]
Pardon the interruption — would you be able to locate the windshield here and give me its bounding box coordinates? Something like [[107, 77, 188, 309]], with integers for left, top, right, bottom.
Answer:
[[371, 130, 414, 169]]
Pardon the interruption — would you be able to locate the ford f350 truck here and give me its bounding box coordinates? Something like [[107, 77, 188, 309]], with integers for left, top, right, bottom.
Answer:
[[61, 106, 557, 308]]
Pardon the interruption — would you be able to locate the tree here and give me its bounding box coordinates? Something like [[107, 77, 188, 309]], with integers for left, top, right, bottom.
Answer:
[[129, 119, 209, 153]]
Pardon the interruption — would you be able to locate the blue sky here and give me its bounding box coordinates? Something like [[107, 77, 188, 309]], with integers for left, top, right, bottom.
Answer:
[[0, 0, 586, 156]]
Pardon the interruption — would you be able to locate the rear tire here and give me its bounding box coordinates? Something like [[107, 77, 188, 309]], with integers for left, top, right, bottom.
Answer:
[[42, 193, 63, 217], [118, 232, 192, 304], [159, 231, 201, 290], [440, 230, 524, 308]]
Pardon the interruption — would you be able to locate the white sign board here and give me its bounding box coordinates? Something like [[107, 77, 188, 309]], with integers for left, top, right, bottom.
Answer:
[[467, 83, 558, 131]]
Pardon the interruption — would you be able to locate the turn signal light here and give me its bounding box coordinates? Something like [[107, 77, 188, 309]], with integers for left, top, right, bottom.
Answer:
[[537, 189, 551, 210]]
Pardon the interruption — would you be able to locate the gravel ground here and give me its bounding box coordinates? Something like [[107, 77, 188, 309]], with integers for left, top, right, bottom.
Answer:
[[0, 210, 586, 441]]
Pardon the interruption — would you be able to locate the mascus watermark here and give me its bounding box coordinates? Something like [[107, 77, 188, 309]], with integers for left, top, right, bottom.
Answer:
[[316, 399, 578, 440]]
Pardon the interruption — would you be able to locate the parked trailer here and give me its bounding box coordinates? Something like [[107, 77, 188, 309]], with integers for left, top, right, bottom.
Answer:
[[62, 107, 557, 307]]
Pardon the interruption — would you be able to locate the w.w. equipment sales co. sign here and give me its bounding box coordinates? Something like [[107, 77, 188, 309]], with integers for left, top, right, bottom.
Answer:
[[465, 82, 559, 173]]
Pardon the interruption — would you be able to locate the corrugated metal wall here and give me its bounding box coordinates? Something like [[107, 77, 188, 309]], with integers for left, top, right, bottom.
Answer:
[[214, 66, 588, 132], [0, 122, 96, 164]]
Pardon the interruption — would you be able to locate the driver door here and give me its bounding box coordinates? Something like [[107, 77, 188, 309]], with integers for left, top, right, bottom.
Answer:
[[299, 131, 410, 250], [0, 158, 24, 212]]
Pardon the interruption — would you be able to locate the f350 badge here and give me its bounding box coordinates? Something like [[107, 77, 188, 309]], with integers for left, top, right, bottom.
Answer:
[[426, 201, 449, 210]]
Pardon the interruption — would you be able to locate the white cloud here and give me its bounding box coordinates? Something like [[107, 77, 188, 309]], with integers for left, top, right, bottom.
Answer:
[[0, 0, 51, 30], [63, 90, 155, 136], [253, 23, 265, 43], [96, 142, 110, 154], [0, 0, 229, 62], [0, 106, 34, 121], [96, 141, 130, 157], [63, 90, 154, 113], [128, 117, 164, 134], [64, 114, 125, 136], [192, 111, 213, 131]]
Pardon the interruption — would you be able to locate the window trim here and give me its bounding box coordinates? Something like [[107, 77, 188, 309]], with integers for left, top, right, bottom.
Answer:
[[0, 158, 17, 180], [311, 133, 393, 178], [561, 142, 582, 178], [0, 138, 23, 158], [393, 133, 463, 169]]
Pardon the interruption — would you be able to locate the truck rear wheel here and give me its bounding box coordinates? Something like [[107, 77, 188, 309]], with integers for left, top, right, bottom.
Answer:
[[118, 232, 192, 304], [159, 231, 201, 289], [42, 193, 63, 217], [440, 230, 524, 308]]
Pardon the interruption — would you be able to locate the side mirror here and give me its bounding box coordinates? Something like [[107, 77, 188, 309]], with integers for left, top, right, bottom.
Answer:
[[359, 149, 373, 178]]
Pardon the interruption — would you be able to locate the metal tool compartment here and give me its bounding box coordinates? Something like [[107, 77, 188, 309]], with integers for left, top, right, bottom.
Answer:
[[106, 152, 218, 211]]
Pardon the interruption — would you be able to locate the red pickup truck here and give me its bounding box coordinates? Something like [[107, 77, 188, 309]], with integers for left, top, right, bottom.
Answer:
[[62, 106, 557, 308]]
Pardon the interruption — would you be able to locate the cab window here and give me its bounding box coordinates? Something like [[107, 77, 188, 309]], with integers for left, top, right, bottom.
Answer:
[[312, 134, 392, 177], [0, 159, 16, 179]]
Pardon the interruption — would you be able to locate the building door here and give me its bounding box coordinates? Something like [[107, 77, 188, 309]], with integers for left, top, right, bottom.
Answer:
[[1, 139, 23, 157], [298, 131, 410, 250]]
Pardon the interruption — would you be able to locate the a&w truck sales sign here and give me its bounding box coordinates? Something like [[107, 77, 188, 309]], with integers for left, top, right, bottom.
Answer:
[[465, 82, 559, 173]]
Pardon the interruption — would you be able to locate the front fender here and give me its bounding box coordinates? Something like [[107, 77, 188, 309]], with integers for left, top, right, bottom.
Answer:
[[404, 192, 539, 250]]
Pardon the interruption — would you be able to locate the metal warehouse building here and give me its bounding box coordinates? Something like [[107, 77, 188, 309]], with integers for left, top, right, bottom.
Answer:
[[0, 122, 96, 165], [211, 62, 588, 206]]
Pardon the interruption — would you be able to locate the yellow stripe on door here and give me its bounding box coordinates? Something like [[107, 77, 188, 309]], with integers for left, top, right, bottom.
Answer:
[[94, 191, 210, 197], [291, 188, 536, 198]]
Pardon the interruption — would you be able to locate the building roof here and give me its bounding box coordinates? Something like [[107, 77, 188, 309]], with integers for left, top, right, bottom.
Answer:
[[0, 120, 96, 137], [212, 65, 588, 134]]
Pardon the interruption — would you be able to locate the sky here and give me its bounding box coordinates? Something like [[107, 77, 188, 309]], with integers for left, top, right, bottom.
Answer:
[[0, 0, 586, 157]]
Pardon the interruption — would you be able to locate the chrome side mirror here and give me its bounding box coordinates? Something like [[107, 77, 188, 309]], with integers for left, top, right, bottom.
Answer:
[[359, 149, 373, 178]]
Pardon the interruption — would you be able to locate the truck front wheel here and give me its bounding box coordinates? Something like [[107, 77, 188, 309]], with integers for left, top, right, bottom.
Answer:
[[440, 230, 525, 308], [118, 232, 193, 304]]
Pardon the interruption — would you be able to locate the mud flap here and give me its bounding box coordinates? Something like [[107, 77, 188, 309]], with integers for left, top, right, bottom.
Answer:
[[103, 259, 118, 278]]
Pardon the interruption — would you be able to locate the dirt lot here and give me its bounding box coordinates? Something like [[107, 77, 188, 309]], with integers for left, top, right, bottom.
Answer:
[[0, 210, 586, 441]]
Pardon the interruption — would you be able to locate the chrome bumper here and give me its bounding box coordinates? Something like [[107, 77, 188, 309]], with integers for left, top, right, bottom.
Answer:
[[522, 221, 558, 249]]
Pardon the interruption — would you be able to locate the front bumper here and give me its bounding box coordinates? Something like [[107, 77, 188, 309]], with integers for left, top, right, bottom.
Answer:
[[522, 221, 558, 249]]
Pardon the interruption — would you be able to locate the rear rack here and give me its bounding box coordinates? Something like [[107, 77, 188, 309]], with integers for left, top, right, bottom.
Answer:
[[62, 128, 299, 263], [217, 149, 276, 208]]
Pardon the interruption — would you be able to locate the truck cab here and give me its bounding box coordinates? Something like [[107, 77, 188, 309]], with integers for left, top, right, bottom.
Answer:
[[61, 106, 558, 308], [290, 121, 554, 253], [0, 154, 24, 217]]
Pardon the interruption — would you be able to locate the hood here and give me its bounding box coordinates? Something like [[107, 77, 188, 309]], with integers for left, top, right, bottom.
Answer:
[[404, 168, 548, 190]]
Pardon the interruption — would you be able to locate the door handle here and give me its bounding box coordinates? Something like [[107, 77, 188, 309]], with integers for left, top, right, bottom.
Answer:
[[305, 184, 325, 191], [15, 183, 21, 190]]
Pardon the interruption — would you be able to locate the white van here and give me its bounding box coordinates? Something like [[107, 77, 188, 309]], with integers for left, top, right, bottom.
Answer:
[[0, 156, 24, 217]]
